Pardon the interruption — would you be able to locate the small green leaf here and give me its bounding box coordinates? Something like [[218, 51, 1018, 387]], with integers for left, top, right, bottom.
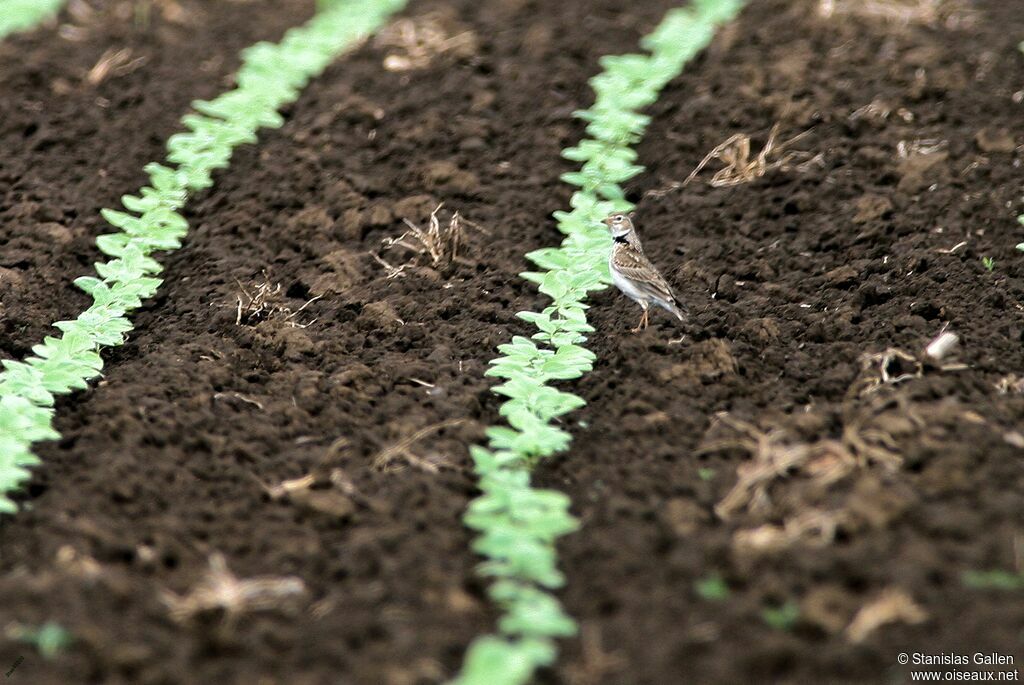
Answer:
[[762, 601, 800, 631], [695, 574, 730, 601], [962, 569, 1024, 591]]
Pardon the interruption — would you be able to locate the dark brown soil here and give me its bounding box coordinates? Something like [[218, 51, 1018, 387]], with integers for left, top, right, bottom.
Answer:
[[0, 0, 315, 359], [544, 1, 1024, 683], [1, 0, 1023, 684]]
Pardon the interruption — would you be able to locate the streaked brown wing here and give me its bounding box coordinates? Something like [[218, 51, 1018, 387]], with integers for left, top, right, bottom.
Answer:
[[612, 246, 677, 301]]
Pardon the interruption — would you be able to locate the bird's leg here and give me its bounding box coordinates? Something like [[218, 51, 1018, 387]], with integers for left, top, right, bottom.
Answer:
[[631, 305, 649, 333]]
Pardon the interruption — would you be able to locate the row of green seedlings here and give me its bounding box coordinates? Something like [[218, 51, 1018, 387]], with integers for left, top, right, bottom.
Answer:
[[0, 0, 65, 40], [452, 1, 745, 683], [0, 0, 408, 513]]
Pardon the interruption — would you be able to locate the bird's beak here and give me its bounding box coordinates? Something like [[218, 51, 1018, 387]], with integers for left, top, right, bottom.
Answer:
[[601, 217, 613, 227]]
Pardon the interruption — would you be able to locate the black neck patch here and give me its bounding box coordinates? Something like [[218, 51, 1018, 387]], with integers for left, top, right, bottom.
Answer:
[[613, 234, 630, 244]]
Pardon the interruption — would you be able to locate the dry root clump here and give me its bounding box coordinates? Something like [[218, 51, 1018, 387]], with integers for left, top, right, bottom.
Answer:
[[818, 0, 975, 29], [161, 554, 307, 625], [377, 203, 485, 278], [375, 12, 477, 72], [234, 272, 320, 327], [684, 124, 822, 188]]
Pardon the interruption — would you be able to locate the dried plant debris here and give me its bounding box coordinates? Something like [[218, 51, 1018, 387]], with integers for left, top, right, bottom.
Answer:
[[161, 554, 307, 625], [61, 0, 191, 41], [233, 272, 321, 327], [849, 98, 914, 124], [818, 0, 975, 28], [702, 396, 927, 535], [259, 437, 391, 514], [734, 509, 849, 554], [995, 374, 1024, 395], [55, 545, 103, 581], [897, 138, 948, 158], [263, 471, 357, 518], [851, 330, 964, 397], [375, 12, 477, 72], [378, 203, 485, 276], [85, 47, 147, 85], [684, 124, 821, 188], [701, 402, 919, 523], [563, 624, 627, 685], [259, 460, 391, 518], [709, 368, 998, 561], [845, 587, 928, 643], [373, 418, 466, 473], [856, 348, 924, 390], [699, 414, 838, 521]]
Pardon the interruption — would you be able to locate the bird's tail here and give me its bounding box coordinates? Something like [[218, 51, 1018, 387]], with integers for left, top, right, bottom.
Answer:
[[668, 298, 686, 321]]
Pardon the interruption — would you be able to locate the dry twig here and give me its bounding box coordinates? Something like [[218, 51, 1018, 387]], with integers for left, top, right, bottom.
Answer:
[[684, 124, 820, 188], [733, 508, 849, 555], [86, 47, 147, 85], [373, 419, 465, 473], [845, 587, 927, 643], [897, 138, 947, 158], [161, 554, 306, 625]]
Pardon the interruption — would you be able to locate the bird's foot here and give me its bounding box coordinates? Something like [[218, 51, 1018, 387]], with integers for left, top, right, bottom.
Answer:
[[630, 310, 649, 333]]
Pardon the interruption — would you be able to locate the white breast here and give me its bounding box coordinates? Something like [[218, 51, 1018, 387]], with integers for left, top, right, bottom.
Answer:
[[609, 254, 648, 304]]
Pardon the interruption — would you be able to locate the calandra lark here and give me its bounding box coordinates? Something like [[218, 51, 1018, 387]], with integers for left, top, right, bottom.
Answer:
[[603, 213, 685, 332]]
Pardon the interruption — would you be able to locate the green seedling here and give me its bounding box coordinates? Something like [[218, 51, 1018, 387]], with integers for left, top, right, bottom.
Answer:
[[962, 569, 1024, 591], [762, 601, 800, 631], [452, 1, 745, 683], [698, 467, 716, 481], [0, 0, 407, 513], [982, 256, 995, 272], [7, 622, 72, 659], [0, 0, 65, 39], [695, 574, 730, 601]]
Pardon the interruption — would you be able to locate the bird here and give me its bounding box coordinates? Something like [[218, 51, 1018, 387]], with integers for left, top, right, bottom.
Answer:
[[602, 213, 686, 332]]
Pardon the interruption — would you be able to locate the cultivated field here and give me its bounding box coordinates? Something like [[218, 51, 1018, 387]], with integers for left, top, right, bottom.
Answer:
[[0, 0, 1022, 683]]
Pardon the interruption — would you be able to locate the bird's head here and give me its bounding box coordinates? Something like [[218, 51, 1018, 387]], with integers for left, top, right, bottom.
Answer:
[[602, 213, 634, 238]]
